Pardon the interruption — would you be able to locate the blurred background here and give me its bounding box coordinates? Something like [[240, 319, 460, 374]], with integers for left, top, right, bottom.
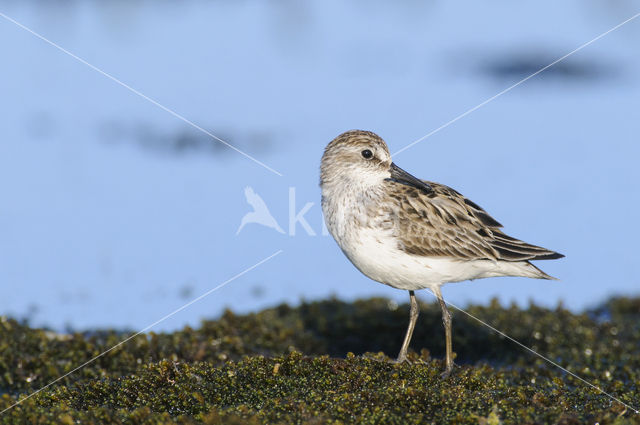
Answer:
[[1, 0, 639, 331]]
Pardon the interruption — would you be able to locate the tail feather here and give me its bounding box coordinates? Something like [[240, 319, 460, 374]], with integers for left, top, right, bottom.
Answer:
[[518, 261, 559, 280]]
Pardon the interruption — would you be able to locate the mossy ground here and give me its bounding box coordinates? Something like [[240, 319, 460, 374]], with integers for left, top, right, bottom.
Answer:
[[0, 297, 639, 424]]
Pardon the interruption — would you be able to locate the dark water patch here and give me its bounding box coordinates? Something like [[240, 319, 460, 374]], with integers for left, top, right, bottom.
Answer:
[[477, 49, 617, 84], [99, 121, 277, 159]]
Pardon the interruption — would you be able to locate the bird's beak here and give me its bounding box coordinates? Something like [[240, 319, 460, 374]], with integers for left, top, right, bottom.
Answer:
[[387, 162, 433, 194]]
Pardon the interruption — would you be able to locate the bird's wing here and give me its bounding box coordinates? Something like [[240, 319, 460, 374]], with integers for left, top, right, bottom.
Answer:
[[384, 180, 563, 262]]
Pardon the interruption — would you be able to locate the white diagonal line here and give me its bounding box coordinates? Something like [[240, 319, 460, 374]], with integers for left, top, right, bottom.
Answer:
[[392, 12, 640, 157], [0, 249, 284, 415], [0, 11, 283, 177], [425, 291, 640, 414]]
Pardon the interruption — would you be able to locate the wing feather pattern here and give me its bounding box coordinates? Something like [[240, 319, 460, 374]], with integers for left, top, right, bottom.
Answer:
[[384, 180, 564, 262]]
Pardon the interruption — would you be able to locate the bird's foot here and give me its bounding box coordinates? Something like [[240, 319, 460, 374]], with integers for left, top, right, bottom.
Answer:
[[440, 362, 455, 378], [394, 355, 410, 364], [392, 348, 415, 364]]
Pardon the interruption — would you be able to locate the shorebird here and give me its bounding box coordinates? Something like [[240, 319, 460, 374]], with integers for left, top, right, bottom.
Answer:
[[320, 130, 563, 375]]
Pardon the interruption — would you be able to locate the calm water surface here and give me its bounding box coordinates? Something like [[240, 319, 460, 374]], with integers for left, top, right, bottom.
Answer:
[[1, 0, 639, 330]]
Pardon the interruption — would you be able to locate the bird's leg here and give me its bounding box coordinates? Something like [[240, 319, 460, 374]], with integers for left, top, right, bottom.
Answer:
[[396, 290, 419, 363], [433, 286, 454, 376]]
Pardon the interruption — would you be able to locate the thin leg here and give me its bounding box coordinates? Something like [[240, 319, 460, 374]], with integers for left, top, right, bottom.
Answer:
[[433, 286, 454, 376], [396, 290, 419, 363]]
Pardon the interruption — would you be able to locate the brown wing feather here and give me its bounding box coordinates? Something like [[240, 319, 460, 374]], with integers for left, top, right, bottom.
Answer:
[[384, 180, 563, 262]]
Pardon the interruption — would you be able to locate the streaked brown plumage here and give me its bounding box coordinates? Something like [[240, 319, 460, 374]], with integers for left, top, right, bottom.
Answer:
[[386, 180, 562, 267]]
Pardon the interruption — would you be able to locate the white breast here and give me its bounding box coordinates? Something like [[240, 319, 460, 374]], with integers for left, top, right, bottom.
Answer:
[[322, 190, 538, 291]]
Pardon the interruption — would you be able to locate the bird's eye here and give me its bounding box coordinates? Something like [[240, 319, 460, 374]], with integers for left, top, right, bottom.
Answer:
[[361, 149, 373, 159]]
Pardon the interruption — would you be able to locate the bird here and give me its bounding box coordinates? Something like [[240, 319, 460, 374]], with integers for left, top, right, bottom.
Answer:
[[319, 130, 563, 375], [236, 186, 285, 235]]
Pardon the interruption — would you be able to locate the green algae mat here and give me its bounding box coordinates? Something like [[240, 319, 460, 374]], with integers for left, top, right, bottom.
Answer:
[[0, 297, 638, 424]]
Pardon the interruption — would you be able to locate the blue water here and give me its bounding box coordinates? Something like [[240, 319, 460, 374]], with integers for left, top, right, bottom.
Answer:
[[1, 1, 639, 331]]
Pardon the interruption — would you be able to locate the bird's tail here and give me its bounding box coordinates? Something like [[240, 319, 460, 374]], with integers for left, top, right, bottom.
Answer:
[[518, 261, 559, 280]]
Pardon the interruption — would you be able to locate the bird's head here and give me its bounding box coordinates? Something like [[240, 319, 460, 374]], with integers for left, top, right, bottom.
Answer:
[[320, 130, 392, 190], [320, 130, 431, 195]]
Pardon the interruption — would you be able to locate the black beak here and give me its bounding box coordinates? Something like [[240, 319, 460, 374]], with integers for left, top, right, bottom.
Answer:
[[386, 162, 433, 194]]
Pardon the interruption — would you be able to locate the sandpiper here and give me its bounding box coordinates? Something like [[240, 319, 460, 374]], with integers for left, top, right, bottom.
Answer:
[[320, 130, 563, 375]]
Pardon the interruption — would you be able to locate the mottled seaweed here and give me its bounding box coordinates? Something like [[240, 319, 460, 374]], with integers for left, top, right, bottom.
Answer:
[[0, 297, 638, 424]]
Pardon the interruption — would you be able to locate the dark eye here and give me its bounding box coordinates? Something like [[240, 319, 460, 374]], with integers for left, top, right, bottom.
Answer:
[[361, 149, 373, 159]]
